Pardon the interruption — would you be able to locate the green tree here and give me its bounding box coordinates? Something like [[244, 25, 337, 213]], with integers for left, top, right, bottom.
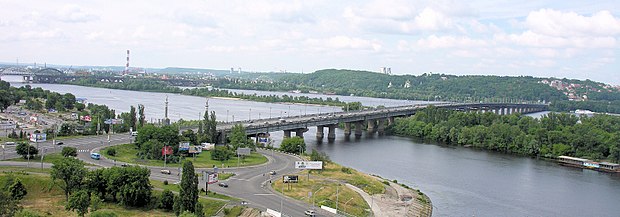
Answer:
[[280, 137, 306, 154], [9, 179, 27, 200], [160, 189, 175, 210], [25, 98, 43, 111], [75, 103, 85, 111], [51, 157, 87, 200], [65, 190, 90, 217], [229, 124, 253, 150], [138, 104, 145, 128], [62, 93, 76, 110], [310, 149, 330, 165], [129, 106, 137, 131], [15, 142, 38, 159], [61, 146, 78, 157], [118, 166, 152, 207], [211, 146, 234, 161], [0, 191, 21, 217], [181, 129, 198, 146], [106, 147, 117, 156], [342, 102, 363, 111], [90, 192, 102, 212], [177, 161, 198, 214]]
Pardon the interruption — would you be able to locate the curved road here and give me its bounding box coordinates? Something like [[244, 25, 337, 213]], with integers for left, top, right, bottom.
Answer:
[[1, 134, 335, 217]]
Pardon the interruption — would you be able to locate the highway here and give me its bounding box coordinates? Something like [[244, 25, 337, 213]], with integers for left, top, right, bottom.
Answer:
[[0, 133, 334, 217]]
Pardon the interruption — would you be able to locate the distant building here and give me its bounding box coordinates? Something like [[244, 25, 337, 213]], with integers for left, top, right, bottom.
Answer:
[[380, 67, 392, 75], [387, 82, 393, 88], [403, 80, 411, 88]]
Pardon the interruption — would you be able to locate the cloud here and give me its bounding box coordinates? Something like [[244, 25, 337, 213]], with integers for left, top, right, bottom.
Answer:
[[526, 9, 620, 37], [416, 35, 488, 49], [495, 31, 617, 48], [57, 4, 98, 23], [304, 36, 382, 51]]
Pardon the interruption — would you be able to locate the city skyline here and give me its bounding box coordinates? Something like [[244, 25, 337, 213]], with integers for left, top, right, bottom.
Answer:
[[1, 0, 619, 84]]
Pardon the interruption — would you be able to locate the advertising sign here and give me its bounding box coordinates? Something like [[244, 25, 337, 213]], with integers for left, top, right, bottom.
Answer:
[[189, 146, 202, 154], [81, 115, 92, 122], [201, 143, 215, 150], [236, 147, 251, 156], [295, 161, 323, 170], [283, 175, 298, 183], [179, 142, 190, 151], [104, 119, 124, 125], [161, 146, 173, 156], [203, 171, 218, 184], [29, 133, 47, 142]]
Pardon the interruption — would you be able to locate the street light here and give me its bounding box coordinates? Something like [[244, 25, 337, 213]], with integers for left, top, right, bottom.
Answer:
[[312, 186, 326, 207]]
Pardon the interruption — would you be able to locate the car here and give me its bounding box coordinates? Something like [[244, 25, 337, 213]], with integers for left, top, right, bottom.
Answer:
[[218, 182, 228, 188], [240, 201, 248, 205], [90, 153, 101, 160], [4, 142, 16, 146], [120, 163, 129, 167], [55, 141, 64, 145], [304, 210, 316, 216], [269, 170, 276, 175], [161, 169, 171, 175]]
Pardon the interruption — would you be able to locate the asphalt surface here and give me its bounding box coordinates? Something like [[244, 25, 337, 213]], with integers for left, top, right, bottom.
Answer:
[[1, 134, 335, 217]]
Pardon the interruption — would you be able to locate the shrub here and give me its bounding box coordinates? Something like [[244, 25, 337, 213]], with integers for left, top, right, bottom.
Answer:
[[163, 180, 168, 185], [106, 148, 117, 156], [159, 190, 174, 211], [340, 167, 352, 174], [62, 147, 78, 157]]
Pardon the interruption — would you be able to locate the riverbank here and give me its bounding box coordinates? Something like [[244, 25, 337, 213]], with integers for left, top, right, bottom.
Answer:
[[271, 160, 432, 217]]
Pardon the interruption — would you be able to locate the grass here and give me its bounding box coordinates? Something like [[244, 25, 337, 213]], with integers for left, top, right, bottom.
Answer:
[[0, 171, 227, 217], [102, 143, 268, 168], [0, 166, 51, 174], [224, 206, 245, 217], [3, 152, 65, 164], [271, 162, 386, 217], [150, 179, 236, 201]]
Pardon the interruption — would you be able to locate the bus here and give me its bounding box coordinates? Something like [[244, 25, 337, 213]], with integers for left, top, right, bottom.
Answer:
[[90, 153, 101, 160]]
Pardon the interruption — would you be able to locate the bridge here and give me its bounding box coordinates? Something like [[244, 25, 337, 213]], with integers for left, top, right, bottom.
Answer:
[[215, 102, 548, 143], [0, 67, 65, 82]]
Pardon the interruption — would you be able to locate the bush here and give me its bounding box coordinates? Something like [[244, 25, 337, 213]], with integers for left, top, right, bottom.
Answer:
[[15, 142, 38, 159], [340, 167, 352, 174], [14, 209, 43, 217], [62, 147, 78, 157], [159, 190, 175, 211], [9, 179, 27, 200], [90, 210, 118, 217], [163, 180, 168, 185], [106, 148, 117, 156]]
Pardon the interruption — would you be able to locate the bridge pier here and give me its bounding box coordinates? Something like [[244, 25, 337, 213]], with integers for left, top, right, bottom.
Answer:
[[367, 120, 377, 133], [283, 130, 292, 139], [295, 128, 306, 138], [355, 122, 363, 137], [377, 119, 386, 135], [344, 123, 351, 137], [316, 126, 324, 140], [327, 125, 336, 141], [388, 117, 395, 126]]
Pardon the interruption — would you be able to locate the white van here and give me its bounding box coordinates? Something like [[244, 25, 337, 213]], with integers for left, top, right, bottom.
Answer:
[[130, 131, 138, 137]]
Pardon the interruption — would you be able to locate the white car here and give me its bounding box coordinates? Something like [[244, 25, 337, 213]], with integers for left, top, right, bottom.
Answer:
[[304, 210, 316, 216]]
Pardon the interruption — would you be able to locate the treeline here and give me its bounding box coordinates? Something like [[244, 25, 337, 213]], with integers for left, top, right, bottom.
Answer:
[[64, 78, 348, 106], [0, 81, 80, 112], [550, 100, 620, 114], [388, 107, 620, 162]]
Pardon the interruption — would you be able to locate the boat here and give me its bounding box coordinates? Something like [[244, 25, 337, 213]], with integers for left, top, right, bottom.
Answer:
[[557, 156, 620, 173]]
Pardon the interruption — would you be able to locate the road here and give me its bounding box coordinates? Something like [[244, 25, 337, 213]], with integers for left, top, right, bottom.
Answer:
[[1, 133, 335, 217]]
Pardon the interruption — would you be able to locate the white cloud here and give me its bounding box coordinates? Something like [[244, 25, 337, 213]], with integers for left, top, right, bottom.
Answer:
[[57, 4, 98, 23], [495, 31, 617, 48], [305, 36, 382, 52], [416, 35, 489, 49], [526, 9, 620, 37]]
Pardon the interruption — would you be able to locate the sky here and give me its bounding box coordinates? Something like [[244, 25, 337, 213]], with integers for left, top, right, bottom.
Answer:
[[1, 0, 619, 84]]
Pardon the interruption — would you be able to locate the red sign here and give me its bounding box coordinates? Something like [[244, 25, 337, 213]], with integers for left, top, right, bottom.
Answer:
[[162, 146, 173, 156], [81, 115, 92, 122]]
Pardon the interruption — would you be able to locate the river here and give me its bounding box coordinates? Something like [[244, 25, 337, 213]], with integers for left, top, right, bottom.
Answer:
[[3, 77, 620, 217]]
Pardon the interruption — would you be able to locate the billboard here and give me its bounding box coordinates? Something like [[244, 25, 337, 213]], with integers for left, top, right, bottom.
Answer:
[[295, 161, 323, 170], [104, 119, 123, 125], [161, 146, 173, 156], [179, 142, 190, 151], [236, 147, 251, 156], [201, 143, 215, 151], [283, 175, 298, 183], [189, 146, 202, 154], [203, 171, 218, 184], [29, 133, 47, 142], [81, 115, 92, 122]]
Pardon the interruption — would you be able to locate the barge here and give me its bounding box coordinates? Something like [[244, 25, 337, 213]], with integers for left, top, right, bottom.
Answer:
[[557, 156, 620, 173]]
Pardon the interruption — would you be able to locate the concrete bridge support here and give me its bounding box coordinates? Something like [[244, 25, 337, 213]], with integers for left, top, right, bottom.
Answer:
[[295, 128, 306, 138], [500, 108, 505, 115], [283, 130, 292, 139], [377, 119, 386, 135], [367, 120, 377, 133], [355, 122, 363, 137], [327, 125, 336, 141], [344, 123, 351, 137], [316, 126, 324, 140], [388, 117, 395, 126]]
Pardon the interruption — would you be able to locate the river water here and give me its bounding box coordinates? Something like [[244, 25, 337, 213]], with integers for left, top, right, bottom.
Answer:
[[3, 76, 620, 217]]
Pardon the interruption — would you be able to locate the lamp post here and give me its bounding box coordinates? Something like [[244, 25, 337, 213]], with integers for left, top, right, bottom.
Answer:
[[249, 108, 252, 121], [344, 197, 354, 213], [269, 107, 272, 119], [312, 186, 326, 208], [226, 110, 229, 122]]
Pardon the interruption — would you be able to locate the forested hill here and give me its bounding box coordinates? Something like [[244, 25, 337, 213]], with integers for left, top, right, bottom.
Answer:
[[278, 69, 564, 102]]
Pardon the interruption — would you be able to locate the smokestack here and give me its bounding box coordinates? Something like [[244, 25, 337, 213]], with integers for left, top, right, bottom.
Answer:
[[125, 50, 130, 74]]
